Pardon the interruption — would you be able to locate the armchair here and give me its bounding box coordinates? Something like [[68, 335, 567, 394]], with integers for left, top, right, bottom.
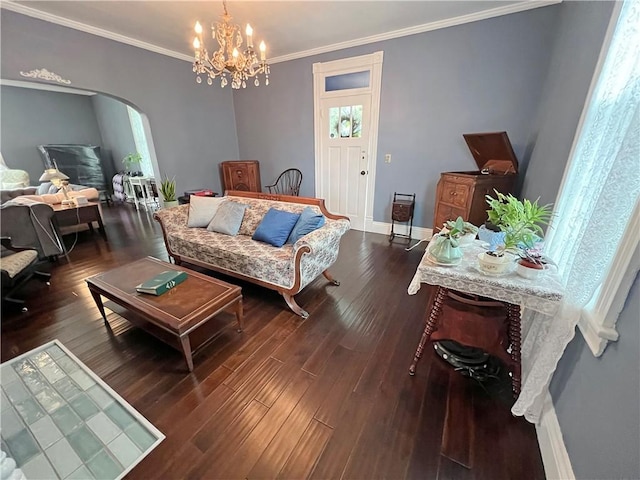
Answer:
[[1, 237, 51, 312], [265, 168, 303, 196], [0, 201, 64, 259]]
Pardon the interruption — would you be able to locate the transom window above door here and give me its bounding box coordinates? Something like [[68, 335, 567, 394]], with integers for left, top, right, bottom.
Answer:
[[329, 105, 363, 138]]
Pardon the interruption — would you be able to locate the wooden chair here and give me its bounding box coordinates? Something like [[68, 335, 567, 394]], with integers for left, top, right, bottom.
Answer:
[[1, 237, 51, 312], [265, 168, 303, 196]]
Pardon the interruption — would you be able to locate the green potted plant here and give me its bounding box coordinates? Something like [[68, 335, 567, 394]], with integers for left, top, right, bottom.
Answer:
[[159, 176, 178, 208], [445, 217, 478, 246], [429, 216, 466, 265], [122, 152, 142, 175], [478, 191, 553, 275]]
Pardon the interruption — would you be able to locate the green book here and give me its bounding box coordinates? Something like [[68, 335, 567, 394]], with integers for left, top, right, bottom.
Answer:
[[136, 270, 188, 296]]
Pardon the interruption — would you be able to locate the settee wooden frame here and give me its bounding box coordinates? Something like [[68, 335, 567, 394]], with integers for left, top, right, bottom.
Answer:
[[154, 190, 349, 318]]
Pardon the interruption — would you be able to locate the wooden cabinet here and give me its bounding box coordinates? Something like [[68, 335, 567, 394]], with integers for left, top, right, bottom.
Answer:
[[220, 161, 261, 192], [433, 132, 518, 232]]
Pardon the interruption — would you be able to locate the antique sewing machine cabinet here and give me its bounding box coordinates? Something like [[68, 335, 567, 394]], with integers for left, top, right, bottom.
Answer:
[[433, 132, 519, 232]]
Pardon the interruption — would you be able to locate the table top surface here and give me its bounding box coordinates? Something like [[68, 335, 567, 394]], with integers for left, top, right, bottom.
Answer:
[[86, 257, 242, 333], [51, 201, 100, 211], [408, 240, 564, 315]]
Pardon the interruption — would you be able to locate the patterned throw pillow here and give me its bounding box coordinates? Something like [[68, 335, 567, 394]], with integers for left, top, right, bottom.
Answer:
[[238, 203, 271, 236], [207, 201, 247, 236], [187, 196, 227, 228], [252, 208, 301, 247]]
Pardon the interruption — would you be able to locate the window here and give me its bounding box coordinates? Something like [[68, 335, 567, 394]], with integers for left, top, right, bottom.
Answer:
[[127, 106, 154, 178], [545, 0, 640, 356], [325, 71, 370, 91], [328, 105, 363, 138]]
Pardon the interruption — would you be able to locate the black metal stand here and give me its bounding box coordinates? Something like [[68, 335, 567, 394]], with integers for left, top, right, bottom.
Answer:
[[389, 192, 415, 243]]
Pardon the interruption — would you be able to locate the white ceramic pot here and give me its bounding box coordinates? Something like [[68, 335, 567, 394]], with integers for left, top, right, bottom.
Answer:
[[458, 232, 477, 247], [163, 200, 179, 209], [516, 261, 545, 279], [477, 251, 514, 274]]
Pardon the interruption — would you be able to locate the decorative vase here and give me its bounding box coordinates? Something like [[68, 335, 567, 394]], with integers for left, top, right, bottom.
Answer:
[[429, 235, 463, 264], [163, 200, 179, 208]]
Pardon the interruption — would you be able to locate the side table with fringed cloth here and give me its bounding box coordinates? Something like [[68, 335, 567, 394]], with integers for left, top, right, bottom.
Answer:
[[407, 240, 565, 423]]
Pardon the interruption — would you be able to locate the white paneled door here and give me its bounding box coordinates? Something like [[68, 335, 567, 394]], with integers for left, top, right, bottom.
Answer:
[[318, 95, 371, 231], [313, 51, 383, 233]]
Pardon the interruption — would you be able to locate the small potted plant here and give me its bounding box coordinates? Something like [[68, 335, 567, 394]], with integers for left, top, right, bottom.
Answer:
[[429, 216, 465, 265], [515, 239, 551, 279], [478, 191, 552, 275], [445, 217, 478, 246], [159, 176, 178, 208], [122, 152, 142, 176]]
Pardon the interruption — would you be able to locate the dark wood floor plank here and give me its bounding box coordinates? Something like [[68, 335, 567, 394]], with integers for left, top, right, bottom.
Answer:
[[247, 345, 354, 479], [188, 399, 269, 480], [278, 419, 333, 480], [308, 391, 375, 479], [441, 371, 475, 468], [192, 356, 283, 451], [0, 205, 546, 480], [210, 369, 316, 478]]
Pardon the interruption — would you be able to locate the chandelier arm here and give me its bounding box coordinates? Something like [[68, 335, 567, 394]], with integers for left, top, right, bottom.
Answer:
[[192, 1, 270, 88]]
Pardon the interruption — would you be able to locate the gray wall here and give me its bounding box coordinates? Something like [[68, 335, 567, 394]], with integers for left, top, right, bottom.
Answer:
[[233, 6, 560, 228], [91, 94, 136, 184], [551, 270, 640, 480], [525, 1, 639, 478], [0, 85, 103, 184], [521, 0, 616, 207], [1, 10, 239, 196]]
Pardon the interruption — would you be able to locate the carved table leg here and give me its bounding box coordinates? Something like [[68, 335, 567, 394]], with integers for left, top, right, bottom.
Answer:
[[409, 286, 447, 375], [506, 302, 522, 397], [234, 297, 244, 332], [179, 334, 194, 372], [89, 288, 109, 327]]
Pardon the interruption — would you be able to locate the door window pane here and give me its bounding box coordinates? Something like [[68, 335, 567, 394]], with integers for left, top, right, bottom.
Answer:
[[325, 71, 370, 91], [328, 105, 364, 139]]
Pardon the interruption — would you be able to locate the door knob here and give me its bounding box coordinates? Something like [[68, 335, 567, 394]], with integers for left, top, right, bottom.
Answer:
[[360, 170, 366, 175]]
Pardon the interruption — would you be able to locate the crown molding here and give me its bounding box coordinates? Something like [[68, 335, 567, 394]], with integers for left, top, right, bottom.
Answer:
[[0, 1, 193, 62], [1, 0, 561, 66], [269, 0, 562, 64], [0, 78, 95, 96]]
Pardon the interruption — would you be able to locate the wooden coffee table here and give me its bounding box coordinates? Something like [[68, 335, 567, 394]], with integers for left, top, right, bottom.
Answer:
[[86, 256, 243, 371]]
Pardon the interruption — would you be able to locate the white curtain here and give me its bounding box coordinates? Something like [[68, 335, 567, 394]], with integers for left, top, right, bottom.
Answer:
[[512, 0, 640, 423], [545, 0, 640, 302]]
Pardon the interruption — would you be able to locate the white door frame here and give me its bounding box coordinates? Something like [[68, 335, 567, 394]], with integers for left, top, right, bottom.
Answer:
[[313, 51, 383, 231]]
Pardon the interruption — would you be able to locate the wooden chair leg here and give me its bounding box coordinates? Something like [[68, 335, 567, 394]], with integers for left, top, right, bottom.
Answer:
[[409, 286, 447, 375]]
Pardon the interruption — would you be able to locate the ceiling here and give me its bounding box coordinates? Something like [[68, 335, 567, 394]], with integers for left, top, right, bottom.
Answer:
[[3, 1, 558, 63]]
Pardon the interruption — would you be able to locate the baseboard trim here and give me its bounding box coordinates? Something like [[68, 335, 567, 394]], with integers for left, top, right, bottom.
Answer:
[[536, 391, 575, 480], [365, 220, 433, 242]]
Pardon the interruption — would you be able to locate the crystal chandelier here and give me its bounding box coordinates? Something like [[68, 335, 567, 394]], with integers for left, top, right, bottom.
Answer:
[[192, 1, 270, 89]]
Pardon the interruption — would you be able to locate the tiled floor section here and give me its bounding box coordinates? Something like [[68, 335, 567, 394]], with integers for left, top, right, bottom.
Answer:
[[0, 340, 164, 479]]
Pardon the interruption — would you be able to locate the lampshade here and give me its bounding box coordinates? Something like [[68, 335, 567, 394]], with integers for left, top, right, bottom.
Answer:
[[39, 168, 69, 182]]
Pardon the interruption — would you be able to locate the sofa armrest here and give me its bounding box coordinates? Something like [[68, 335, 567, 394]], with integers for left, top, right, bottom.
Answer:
[[293, 218, 350, 253]]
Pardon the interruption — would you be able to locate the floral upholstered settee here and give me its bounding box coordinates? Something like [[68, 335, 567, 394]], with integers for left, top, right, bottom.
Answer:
[[153, 191, 351, 318]]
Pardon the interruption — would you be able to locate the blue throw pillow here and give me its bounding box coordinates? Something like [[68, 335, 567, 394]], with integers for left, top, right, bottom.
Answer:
[[287, 207, 326, 244], [252, 208, 301, 247]]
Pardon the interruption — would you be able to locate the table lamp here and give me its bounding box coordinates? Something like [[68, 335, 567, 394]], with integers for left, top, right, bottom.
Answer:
[[39, 166, 73, 205]]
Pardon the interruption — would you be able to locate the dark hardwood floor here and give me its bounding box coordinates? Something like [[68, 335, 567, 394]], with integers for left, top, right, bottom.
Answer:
[[1, 204, 546, 480]]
